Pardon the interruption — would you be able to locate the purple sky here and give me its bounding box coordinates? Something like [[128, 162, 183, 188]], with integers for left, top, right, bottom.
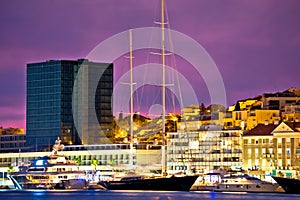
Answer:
[[0, 0, 300, 129]]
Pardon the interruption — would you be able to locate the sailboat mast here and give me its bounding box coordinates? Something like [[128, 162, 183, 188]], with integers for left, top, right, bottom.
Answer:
[[161, 0, 166, 176], [129, 29, 134, 166]]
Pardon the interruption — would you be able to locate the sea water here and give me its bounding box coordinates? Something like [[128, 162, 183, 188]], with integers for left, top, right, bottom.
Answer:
[[0, 190, 300, 200]]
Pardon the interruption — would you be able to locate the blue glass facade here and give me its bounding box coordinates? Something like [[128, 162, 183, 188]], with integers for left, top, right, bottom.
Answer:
[[26, 59, 113, 150]]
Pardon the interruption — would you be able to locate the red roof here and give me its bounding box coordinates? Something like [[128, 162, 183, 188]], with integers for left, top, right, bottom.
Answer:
[[244, 124, 277, 136], [284, 122, 300, 132]]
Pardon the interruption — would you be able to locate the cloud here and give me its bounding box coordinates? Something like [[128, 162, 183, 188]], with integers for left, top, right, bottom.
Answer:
[[0, 0, 299, 127], [0, 104, 25, 128]]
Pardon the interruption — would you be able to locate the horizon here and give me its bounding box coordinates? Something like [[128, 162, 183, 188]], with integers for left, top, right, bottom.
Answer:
[[0, 0, 300, 129]]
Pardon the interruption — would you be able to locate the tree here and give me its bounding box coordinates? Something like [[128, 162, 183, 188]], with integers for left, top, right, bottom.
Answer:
[[199, 103, 206, 114], [234, 101, 241, 111], [74, 157, 82, 165], [90, 157, 99, 170], [7, 166, 15, 174], [108, 159, 116, 165]]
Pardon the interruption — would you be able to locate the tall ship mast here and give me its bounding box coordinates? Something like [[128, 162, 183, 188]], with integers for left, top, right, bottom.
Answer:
[[121, 29, 135, 166], [129, 29, 134, 167], [160, 0, 167, 176], [98, 0, 199, 191]]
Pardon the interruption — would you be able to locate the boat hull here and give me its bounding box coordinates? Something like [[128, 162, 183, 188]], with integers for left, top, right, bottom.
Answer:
[[99, 175, 198, 191], [213, 182, 279, 193], [272, 176, 300, 194]]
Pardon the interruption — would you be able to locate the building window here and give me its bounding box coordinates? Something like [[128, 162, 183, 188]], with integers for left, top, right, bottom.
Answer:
[[278, 138, 282, 143], [278, 148, 282, 154], [268, 148, 273, 154], [236, 112, 241, 120]]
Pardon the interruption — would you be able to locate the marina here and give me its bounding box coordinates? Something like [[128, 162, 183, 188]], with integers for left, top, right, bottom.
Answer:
[[0, 0, 300, 198], [1, 142, 285, 193], [5, 137, 197, 191]]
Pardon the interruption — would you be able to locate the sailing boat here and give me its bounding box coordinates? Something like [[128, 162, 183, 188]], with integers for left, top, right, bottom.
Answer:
[[98, 0, 198, 191], [271, 176, 300, 194]]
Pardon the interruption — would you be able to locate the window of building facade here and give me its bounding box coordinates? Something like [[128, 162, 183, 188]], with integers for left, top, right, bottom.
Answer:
[[278, 138, 282, 143], [248, 149, 251, 155]]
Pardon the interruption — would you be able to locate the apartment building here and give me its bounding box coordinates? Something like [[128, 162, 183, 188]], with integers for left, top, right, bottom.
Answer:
[[243, 122, 300, 176], [0, 128, 26, 153], [282, 104, 300, 122]]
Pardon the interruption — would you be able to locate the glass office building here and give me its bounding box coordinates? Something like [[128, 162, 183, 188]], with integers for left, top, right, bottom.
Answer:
[[167, 129, 243, 174], [26, 59, 113, 150]]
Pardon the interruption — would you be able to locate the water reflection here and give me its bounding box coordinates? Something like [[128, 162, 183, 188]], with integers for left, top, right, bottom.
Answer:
[[0, 191, 299, 200]]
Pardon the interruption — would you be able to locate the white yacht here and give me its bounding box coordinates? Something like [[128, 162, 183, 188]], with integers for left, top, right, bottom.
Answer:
[[213, 174, 280, 193], [191, 173, 222, 191], [8, 138, 89, 190]]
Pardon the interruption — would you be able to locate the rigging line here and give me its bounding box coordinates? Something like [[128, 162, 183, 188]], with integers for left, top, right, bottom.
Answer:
[[123, 30, 138, 116], [164, 0, 192, 164], [137, 1, 160, 113], [151, 0, 177, 117], [163, 0, 177, 115], [165, 5, 188, 130], [168, 56, 177, 114]]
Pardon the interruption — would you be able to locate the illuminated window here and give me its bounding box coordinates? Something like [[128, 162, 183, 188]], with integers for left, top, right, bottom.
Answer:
[[278, 138, 282, 143]]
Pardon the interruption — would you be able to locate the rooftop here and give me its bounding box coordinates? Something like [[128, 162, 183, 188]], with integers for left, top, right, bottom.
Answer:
[[243, 124, 277, 137]]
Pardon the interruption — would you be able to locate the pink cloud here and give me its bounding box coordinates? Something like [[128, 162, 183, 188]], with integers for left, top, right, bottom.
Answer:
[[0, 0, 299, 127]]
